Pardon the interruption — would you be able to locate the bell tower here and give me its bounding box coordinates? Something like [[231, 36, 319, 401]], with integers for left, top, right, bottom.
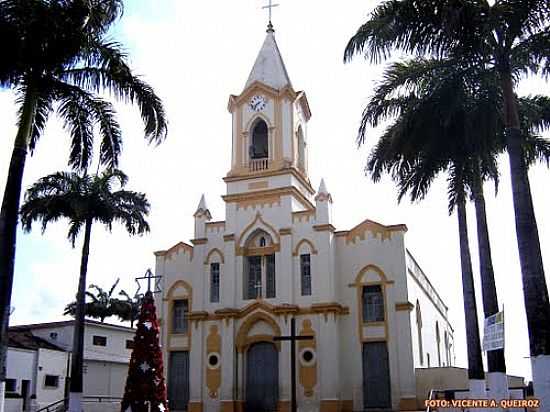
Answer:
[[224, 24, 314, 206]]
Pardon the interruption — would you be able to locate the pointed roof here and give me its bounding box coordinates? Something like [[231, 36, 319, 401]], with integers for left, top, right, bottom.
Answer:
[[315, 178, 332, 203], [194, 194, 212, 219], [245, 31, 292, 91]]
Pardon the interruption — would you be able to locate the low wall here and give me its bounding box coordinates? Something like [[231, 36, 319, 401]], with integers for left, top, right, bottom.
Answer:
[[83, 402, 121, 412]]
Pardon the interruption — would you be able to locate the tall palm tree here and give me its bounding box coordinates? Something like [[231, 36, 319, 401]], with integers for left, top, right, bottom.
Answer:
[[64, 278, 122, 323], [0, 0, 166, 398], [344, 1, 550, 402], [20, 169, 150, 412], [362, 58, 550, 398]]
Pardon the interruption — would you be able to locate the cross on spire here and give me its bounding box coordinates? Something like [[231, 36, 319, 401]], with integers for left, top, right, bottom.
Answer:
[[262, 0, 279, 32]]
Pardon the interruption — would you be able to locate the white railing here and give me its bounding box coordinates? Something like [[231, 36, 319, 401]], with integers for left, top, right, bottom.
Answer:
[[249, 158, 269, 172]]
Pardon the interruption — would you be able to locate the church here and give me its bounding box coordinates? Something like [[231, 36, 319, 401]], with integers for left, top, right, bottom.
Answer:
[[154, 22, 455, 412]]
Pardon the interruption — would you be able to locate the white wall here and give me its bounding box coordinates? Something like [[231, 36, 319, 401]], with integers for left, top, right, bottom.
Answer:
[[35, 348, 69, 409], [84, 361, 128, 398]]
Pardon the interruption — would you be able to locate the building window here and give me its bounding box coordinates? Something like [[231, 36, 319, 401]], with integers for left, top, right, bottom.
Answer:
[[436, 321, 441, 367], [250, 119, 268, 159], [126, 339, 135, 350], [244, 254, 276, 299], [266, 254, 276, 298], [362, 285, 385, 322], [416, 300, 424, 365], [92, 335, 107, 346], [49, 332, 58, 340], [173, 299, 189, 334], [44, 375, 59, 388], [210, 262, 220, 303], [300, 254, 312, 296], [5, 379, 16, 392]]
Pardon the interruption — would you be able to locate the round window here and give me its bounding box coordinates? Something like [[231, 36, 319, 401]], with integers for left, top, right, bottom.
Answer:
[[207, 352, 220, 369], [300, 348, 316, 366]]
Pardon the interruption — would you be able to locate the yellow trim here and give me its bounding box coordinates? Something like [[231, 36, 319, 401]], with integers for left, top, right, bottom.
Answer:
[[223, 168, 315, 196], [313, 224, 336, 232], [187, 401, 203, 412], [190, 238, 208, 245], [223, 234, 235, 242], [395, 301, 415, 311], [299, 319, 316, 397], [292, 238, 318, 256], [320, 400, 339, 412], [223, 186, 314, 211], [279, 228, 292, 235], [399, 397, 419, 411], [237, 212, 280, 248], [154, 241, 194, 260], [353, 265, 390, 343], [166, 280, 192, 350], [340, 400, 353, 412], [206, 324, 221, 398], [278, 400, 290, 412], [248, 180, 269, 190], [204, 248, 225, 264], [345, 219, 407, 244], [235, 312, 281, 353]]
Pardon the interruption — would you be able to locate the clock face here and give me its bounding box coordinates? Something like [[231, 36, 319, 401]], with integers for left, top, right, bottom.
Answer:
[[249, 95, 267, 112]]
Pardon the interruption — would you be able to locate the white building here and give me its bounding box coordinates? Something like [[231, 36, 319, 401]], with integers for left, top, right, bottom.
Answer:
[[9, 319, 135, 407], [154, 25, 454, 412], [5, 329, 69, 412]]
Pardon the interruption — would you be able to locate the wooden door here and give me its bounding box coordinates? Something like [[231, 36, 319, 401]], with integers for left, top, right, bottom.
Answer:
[[246, 342, 279, 411], [168, 351, 189, 411]]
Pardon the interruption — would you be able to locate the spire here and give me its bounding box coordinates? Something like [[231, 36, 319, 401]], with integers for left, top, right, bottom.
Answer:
[[245, 31, 292, 91], [315, 178, 332, 203], [194, 194, 212, 220]]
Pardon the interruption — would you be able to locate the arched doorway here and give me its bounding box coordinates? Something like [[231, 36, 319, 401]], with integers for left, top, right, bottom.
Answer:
[[246, 342, 279, 411]]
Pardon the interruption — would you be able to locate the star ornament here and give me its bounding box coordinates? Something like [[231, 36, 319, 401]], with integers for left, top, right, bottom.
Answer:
[[143, 321, 152, 330], [158, 404, 166, 412], [139, 361, 151, 373]]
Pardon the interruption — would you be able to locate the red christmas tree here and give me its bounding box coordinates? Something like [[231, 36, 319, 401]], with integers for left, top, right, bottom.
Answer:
[[121, 291, 169, 412]]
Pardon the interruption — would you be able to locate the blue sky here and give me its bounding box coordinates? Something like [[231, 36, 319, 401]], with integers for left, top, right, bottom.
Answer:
[[1, 0, 549, 381]]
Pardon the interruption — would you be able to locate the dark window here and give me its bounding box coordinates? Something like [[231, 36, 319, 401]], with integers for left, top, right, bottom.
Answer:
[[44, 375, 59, 388], [210, 262, 220, 303], [362, 285, 385, 322], [173, 299, 189, 334], [251, 120, 268, 159], [92, 335, 107, 346], [245, 256, 262, 299], [302, 350, 314, 363], [49, 332, 58, 340], [208, 353, 219, 368], [300, 254, 312, 296], [266, 254, 276, 298], [5, 379, 16, 392], [126, 339, 135, 350]]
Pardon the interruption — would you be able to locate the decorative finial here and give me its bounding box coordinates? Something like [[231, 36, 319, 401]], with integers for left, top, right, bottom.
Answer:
[[262, 0, 279, 33]]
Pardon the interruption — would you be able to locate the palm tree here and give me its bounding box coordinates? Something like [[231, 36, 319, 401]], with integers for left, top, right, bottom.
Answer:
[[0, 0, 166, 398], [362, 58, 550, 397], [112, 290, 141, 328], [344, 1, 550, 402], [20, 169, 150, 412], [64, 278, 122, 323]]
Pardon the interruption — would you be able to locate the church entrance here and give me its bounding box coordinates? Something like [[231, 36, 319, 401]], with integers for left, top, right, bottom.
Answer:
[[246, 342, 279, 411], [362, 342, 391, 409], [168, 351, 189, 411]]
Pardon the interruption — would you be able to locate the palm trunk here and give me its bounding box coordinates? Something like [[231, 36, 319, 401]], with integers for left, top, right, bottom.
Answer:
[[472, 172, 508, 404], [68, 218, 93, 412], [501, 71, 550, 407], [456, 195, 485, 391], [0, 88, 37, 412]]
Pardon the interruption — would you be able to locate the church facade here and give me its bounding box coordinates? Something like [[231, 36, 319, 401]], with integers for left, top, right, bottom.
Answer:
[[155, 26, 454, 412]]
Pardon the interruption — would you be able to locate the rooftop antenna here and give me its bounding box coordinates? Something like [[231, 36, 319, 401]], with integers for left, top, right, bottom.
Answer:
[[262, 0, 279, 33]]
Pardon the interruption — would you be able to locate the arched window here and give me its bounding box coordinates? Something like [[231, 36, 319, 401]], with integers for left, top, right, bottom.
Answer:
[[416, 300, 424, 365], [250, 119, 268, 159], [436, 321, 441, 367], [297, 126, 306, 171], [243, 229, 276, 299]]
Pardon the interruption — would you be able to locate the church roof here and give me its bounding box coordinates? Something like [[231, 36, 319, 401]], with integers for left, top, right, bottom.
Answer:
[[245, 31, 292, 91]]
